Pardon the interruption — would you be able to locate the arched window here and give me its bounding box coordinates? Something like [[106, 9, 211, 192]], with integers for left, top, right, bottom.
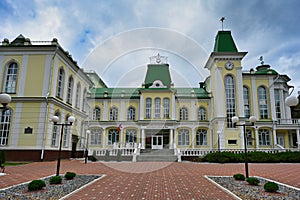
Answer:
[[180, 107, 188, 120], [145, 98, 152, 119], [56, 68, 65, 99], [163, 98, 170, 118], [90, 129, 102, 145], [198, 107, 206, 120], [258, 86, 268, 119], [52, 111, 60, 147], [92, 107, 101, 120], [110, 106, 118, 121], [225, 75, 236, 128], [108, 129, 119, 145], [75, 83, 81, 108], [67, 76, 73, 104], [127, 106, 136, 121], [246, 129, 253, 146], [243, 86, 250, 118], [259, 129, 270, 146], [125, 129, 136, 143], [154, 97, 161, 118], [178, 129, 189, 146], [82, 88, 87, 111], [196, 129, 207, 146], [0, 109, 12, 145], [4, 62, 18, 93], [63, 115, 70, 147]]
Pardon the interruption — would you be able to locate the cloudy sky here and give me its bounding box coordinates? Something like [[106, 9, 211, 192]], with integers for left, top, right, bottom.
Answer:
[[1, 0, 300, 93]]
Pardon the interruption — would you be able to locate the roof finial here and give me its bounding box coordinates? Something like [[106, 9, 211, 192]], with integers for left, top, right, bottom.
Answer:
[[220, 17, 225, 31], [259, 56, 264, 65]]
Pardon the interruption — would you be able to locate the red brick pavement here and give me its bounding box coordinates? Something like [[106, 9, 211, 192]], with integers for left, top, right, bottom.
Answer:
[[0, 160, 299, 199]]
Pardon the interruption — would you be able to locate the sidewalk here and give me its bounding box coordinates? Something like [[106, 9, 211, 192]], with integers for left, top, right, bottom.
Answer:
[[1, 160, 299, 199]]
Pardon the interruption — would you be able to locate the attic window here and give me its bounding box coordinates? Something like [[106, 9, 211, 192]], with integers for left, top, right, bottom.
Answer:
[[150, 80, 167, 88]]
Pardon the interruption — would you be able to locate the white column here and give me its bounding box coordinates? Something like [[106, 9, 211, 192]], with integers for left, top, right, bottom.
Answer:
[[141, 129, 145, 149], [215, 68, 225, 117], [120, 100, 125, 121], [139, 94, 144, 120], [102, 128, 106, 148], [251, 77, 258, 118], [120, 129, 123, 148], [269, 77, 276, 120], [103, 100, 108, 121], [169, 129, 173, 149], [172, 94, 176, 120], [297, 129, 300, 149], [273, 129, 277, 147], [255, 128, 259, 149], [236, 67, 244, 117], [191, 128, 195, 148]]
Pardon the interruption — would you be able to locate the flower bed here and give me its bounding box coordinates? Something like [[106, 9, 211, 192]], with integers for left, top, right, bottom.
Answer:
[[0, 174, 102, 200], [207, 176, 300, 200]]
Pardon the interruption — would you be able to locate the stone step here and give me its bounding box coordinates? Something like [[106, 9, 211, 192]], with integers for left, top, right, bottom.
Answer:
[[137, 155, 178, 162]]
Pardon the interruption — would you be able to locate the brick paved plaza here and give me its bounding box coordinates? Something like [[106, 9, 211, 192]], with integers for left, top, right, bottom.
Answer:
[[0, 160, 299, 199]]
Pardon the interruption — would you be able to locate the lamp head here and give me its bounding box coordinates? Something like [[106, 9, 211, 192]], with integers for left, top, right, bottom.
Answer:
[[52, 115, 59, 124], [231, 116, 239, 128], [0, 93, 12, 108], [285, 95, 299, 107], [249, 116, 257, 125], [86, 130, 91, 135], [67, 116, 75, 125]]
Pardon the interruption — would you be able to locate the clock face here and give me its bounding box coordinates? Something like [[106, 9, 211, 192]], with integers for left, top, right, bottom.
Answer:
[[225, 61, 234, 70]]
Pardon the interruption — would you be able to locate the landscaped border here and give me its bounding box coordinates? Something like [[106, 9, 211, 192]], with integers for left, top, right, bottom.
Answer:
[[205, 175, 300, 200]]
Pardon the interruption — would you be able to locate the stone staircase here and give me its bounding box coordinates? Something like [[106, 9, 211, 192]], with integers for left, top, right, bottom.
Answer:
[[137, 148, 178, 162]]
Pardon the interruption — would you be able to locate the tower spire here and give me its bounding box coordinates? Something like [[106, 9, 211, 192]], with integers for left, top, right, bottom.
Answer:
[[220, 17, 225, 31]]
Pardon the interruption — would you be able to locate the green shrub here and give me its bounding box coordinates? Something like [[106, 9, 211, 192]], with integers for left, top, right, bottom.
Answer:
[[28, 180, 46, 191], [64, 172, 76, 180], [0, 150, 6, 164], [246, 177, 260, 186], [91, 150, 97, 162], [49, 176, 62, 184], [264, 181, 279, 192], [233, 174, 245, 181]]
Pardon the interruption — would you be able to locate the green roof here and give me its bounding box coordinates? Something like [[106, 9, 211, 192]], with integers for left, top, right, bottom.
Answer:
[[213, 31, 238, 52], [254, 65, 278, 75], [90, 87, 210, 99], [144, 64, 172, 88]]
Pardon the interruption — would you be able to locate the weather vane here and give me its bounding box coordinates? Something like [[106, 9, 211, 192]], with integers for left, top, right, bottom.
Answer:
[[220, 17, 225, 31], [259, 56, 264, 65]]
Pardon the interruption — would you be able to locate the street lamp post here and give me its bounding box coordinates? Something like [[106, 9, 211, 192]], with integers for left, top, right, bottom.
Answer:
[[85, 130, 90, 164], [51, 115, 75, 176], [232, 116, 257, 178], [0, 93, 12, 109]]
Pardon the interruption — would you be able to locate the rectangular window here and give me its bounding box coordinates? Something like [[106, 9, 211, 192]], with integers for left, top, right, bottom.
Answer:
[[163, 98, 170, 118], [90, 130, 102, 145], [274, 89, 281, 119], [178, 130, 189, 146], [154, 98, 161, 118], [145, 98, 152, 119]]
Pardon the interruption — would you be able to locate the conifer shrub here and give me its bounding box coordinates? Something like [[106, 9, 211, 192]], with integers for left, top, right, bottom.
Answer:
[[104, 150, 110, 161], [91, 150, 97, 162], [28, 180, 46, 191], [49, 176, 62, 184], [64, 172, 76, 180], [233, 174, 245, 181], [264, 182, 279, 192], [246, 177, 260, 186]]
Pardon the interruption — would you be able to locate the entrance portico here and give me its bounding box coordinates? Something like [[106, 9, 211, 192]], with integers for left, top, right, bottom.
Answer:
[[140, 126, 174, 150]]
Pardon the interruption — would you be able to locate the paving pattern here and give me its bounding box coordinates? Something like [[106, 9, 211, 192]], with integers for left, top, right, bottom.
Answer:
[[0, 160, 299, 200]]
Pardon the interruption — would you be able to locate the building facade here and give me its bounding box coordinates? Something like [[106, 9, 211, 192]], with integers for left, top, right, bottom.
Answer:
[[1, 30, 299, 161]]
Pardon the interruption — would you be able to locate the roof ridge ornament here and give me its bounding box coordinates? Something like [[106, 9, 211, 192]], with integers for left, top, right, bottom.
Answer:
[[220, 17, 225, 31], [259, 56, 264, 65], [150, 53, 168, 64]]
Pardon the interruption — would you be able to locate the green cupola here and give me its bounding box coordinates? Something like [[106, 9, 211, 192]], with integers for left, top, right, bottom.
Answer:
[[213, 31, 238, 52]]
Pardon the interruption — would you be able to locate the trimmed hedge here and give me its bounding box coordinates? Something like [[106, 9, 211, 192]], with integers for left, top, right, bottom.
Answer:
[[246, 177, 260, 186], [49, 176, 62, 184], [28, 180, 46, 191], [264, 182, 279, 192], [233, 174, 245, 181], [65, 172, 76, 180], [201, 151, 300, 163]]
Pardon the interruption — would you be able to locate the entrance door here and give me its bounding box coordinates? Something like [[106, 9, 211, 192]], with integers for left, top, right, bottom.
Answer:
[[152, 135, 163, 149]]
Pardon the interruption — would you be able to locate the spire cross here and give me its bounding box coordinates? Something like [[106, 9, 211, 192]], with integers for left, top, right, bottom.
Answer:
[[220, 17, 225, 31]]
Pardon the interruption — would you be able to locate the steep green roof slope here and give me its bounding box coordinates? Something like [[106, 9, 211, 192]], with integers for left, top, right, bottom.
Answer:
[[213, 31, 238, 52]]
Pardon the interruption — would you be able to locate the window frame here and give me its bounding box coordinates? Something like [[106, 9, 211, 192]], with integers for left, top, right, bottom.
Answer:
[[3, 62, 18, 93]]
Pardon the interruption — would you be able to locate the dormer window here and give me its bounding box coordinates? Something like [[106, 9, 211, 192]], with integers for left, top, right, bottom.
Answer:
[[150, 80, 167, 88]]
